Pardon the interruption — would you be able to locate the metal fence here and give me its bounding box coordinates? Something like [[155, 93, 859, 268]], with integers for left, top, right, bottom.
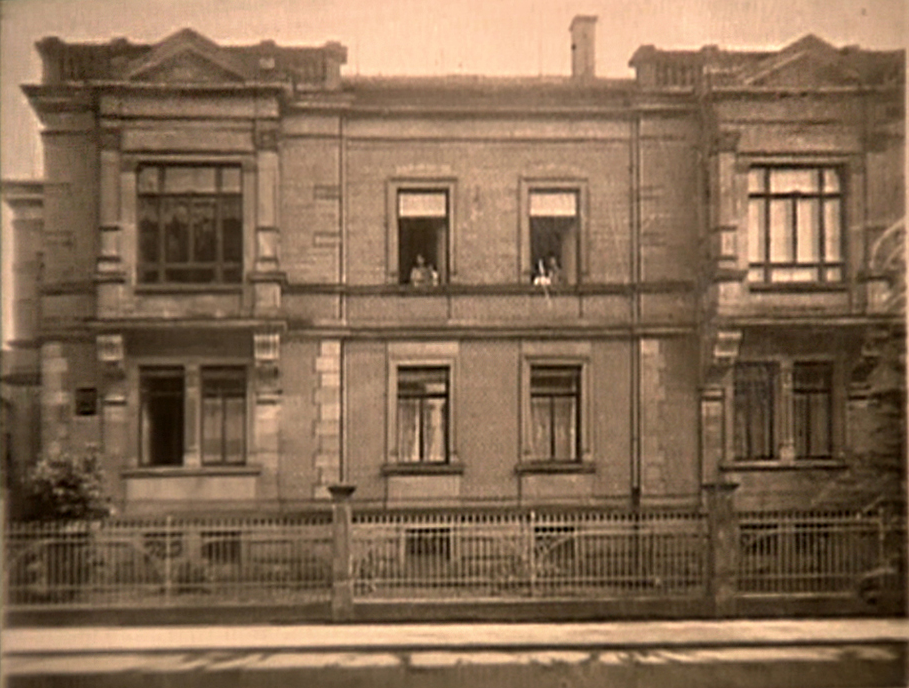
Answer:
[[737, 508, 904, 597], [4, 514, 332, 608], [3, 507, 903, 610], [352, 509, 708, 599]]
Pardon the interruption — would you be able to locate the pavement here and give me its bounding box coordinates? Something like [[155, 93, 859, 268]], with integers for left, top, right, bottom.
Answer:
[[3, 618, 908, 687]]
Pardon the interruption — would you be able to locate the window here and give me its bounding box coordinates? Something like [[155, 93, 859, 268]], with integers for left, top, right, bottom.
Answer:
[[793, 362, 832, 460], [138, 165, 242, 284], [530, 190, 579, 285], [397, 367, 449, 463], [747, 166, 843, 283], [530, 366, 581, 461], [398, 190, 448, 286], [201, 367, 246, 465], [74, 388, 98, 416], [733, 360, 835, 463], [734, 363, 776, 461], [140, 367, 185, 466]]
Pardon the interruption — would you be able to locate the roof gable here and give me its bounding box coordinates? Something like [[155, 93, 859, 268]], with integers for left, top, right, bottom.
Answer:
[[126, 28, 249, 83], [741, 34, 859, 87]]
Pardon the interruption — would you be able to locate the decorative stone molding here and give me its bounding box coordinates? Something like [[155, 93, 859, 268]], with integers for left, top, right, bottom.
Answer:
[[254, 330, 281, 394], [712, 329, 742, 368], [96, 333, 125, 379]]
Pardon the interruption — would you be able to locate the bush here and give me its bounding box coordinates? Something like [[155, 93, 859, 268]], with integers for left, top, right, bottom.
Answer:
[[26, 448, 111, 521]]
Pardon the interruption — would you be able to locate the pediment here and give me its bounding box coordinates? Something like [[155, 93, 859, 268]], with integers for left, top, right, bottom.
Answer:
[[135, 51, 245, 84], [127, 28, 249, 84], [742, 35, 859, 87]]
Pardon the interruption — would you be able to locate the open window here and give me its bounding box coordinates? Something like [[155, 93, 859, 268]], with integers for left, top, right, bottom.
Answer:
[[397, 190, 448, 286], [137, 165, 243, 285], [140, 367, 185, 467], [529, 190, 579, 285]]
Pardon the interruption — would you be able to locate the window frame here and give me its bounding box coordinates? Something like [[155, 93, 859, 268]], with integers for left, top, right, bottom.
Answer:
[[520, 178, 587, 286], [139, 366, 186, 468], [387, 179, 457, 286], [520, 343, 592, 468], [136, 163, 244, 286], [528, 365, 583, 462], [200, 366, 248, 467], [731, 356, 838, 466], [386, 342, 459, 468], [394, 365, 451, 464], [135, 361, 250, 469], [746, 164, 845, 285]]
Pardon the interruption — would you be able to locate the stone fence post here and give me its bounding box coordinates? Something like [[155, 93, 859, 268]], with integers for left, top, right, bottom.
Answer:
[[703, 481, 738, 617], [328, 483, 356, 622]]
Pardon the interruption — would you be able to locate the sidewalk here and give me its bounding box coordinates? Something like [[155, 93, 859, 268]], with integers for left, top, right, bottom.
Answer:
[[4, 619, 907, 687], [5, 618, 909, 654]]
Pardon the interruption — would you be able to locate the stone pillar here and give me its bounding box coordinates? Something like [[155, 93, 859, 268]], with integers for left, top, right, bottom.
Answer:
[[252, 127, 284, 317], [254, 331, 281, 502], [183, 365, 201, 467], [700, 385, 725, 486], [328, 483, 356, 622], [778, 360, 795, 462], [40, 342, 70, 459], [313, 340, 342, 499], [95, 133, 126, 319], [97, 334, 126, 503], [703, 481, 738, 617]]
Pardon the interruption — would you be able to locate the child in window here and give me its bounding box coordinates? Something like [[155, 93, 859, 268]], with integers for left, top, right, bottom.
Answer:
[[409, 254, 438, 286]]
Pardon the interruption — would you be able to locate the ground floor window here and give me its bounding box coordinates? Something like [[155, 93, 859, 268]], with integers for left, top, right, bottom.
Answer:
[[202, 367, 246, 465], [140, 367, 185, 467], [140, 365, 247, 467], [397, 366, 449, 463], [733, 360, 833, 462], [530, 366, 581, 461], [733, 363, 776, 461]]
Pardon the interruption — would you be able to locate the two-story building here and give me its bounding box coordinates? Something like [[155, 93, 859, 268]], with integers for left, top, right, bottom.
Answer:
[[4, 18, 903, 516]]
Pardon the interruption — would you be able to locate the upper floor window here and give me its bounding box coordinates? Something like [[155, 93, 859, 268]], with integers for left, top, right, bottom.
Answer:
[[397, 366, 449, 463], [530, 190, 579, 285], [530, 365, 581, 461], [398, 190, 448, 286], [747, 166, 843, 284], [138, 165, 242, 285]]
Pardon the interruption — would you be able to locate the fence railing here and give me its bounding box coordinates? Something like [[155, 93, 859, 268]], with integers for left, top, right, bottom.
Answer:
[[737, 508, 904, 596], [4, 514, 332, 608], [352, 509, 707, 599], [3, 505, 903, 613]]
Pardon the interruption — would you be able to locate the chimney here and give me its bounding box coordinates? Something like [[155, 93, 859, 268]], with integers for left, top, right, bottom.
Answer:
[[570, 15, 597, 80]]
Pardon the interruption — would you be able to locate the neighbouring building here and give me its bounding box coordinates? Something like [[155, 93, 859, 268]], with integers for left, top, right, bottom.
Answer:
[[3, 19, 904, 516]]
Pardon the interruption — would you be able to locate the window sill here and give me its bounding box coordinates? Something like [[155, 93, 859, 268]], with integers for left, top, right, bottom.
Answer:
[[720, 459, 847, 471], [122, 465, 261, 478], [135, 284, 243, 295], [381, 462, 464, 476], [747, 282, 848, 293], [515, 461, 595, 475]]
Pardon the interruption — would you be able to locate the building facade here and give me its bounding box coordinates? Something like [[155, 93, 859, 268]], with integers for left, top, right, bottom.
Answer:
[[5, 19, 904, 516]]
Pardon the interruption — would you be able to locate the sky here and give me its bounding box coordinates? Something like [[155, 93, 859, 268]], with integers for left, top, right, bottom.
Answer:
[[0, 0, 906, 344]]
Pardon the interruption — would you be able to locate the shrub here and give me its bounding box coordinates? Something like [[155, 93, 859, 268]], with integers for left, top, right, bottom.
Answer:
[[26, 447, 111, 521]]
